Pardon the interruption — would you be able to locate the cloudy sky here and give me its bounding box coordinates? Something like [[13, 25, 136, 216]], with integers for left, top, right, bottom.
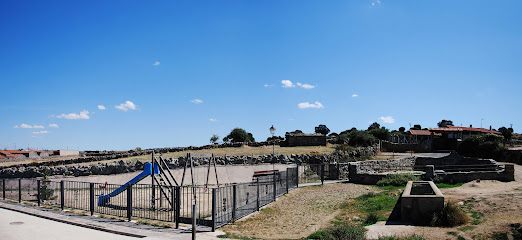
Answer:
[[1, 1, 521, 150]]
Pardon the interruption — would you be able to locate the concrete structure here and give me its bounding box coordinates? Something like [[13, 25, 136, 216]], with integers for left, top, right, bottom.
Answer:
[[429, 125, 501, 140], [281, 133, 326, 147], [401, 181, 444, 225], [53, 150, 80, 157]]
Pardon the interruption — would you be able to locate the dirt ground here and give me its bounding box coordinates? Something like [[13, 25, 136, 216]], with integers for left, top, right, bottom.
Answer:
[[222, 183, 376, 239], [366, 163, 522, 240]]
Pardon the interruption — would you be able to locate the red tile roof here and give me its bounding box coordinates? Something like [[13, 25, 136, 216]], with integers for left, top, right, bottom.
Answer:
[[429, 126, 501, 134], [0, 150, 20, 158], [408, 130, 442, 136]]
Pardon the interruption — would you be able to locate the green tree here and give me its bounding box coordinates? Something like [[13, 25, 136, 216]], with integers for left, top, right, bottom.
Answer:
[[314, 124, 330, 135], [135, 147, 142, 151], [348, 131, 377, 147], [368, 127, 390, 140], [458, 134, 505, 159], [210, 134, 219, 144], [223, 128, 255, 143], [40, 167, 56, 200], [411, 124, 422, 130], [287, 130, 303, 134], [398, 127, 406, 133], [368, 122, 381, 130], [498, 127, 513, 141], [437, 119, 454, 127]]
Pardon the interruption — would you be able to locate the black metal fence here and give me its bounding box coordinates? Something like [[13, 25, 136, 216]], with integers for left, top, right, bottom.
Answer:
[[0, 166, 307, 231]]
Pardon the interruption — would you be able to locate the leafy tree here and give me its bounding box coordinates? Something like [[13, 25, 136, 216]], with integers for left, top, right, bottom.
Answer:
[[347, 131, 377, 147], [314, 124, 330, 135], [458, 134, 505, 159], [368, 122, 381, 130], [135, 147, 142, 151], [266, 136, 284, 142], [340, 128, 357, 136], [287, 130, 304, 134], [210, 134, 219, 144], [498, 127, 513, 141], [40, 167, 56, 200], [368, 127, 390, 140], [411, 124, 422, 130], [223, 128, 255, 143], [398, 127, 406, 133], [437, 119, 454, 127]]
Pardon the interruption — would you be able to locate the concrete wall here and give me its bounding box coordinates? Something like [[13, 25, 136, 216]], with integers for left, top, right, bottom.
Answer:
[[57, 150, 80, 156]]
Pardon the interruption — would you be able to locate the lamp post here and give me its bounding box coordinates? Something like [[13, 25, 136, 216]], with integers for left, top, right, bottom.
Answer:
[[269, 125, 276, 169]]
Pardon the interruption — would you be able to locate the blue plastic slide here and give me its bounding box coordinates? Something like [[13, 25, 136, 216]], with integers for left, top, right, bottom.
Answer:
[[98, 162, 159, 206]]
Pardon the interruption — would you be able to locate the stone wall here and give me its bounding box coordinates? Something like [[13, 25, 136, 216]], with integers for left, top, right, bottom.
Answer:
[[381, 141, 432, 153], [282, 134, 327, 147], [0, 145, 380, 179]]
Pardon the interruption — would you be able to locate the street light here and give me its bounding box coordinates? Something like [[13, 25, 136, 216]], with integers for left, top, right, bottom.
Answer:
[[269, 125, 276, 155], [269, 125, 276, 169]]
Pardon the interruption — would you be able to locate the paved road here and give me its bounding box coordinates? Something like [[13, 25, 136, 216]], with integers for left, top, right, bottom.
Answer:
[[0, 208, 140, 240], [0, 204, 226, 240]]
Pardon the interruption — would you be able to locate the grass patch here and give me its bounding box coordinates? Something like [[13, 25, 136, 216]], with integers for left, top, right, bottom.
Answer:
[[136, 219, 171, 228], [431, 202, 470, 227], [376, 174, 421, 187], [435, 182, 465, 189], [307, 223, 366, 240], [353, 192, 398, 214]]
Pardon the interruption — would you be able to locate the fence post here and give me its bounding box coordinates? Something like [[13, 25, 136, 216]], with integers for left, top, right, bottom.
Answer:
[[256, 179, 260, 211], [127, 184, 132, 222], [171, 186, 175, 222], [321, 163, 325, 185], [175, 186, 181, 229], [37, 180, 41, 206], [211, 188, 216, 232], [286, 171, 289, 193], [89, 183, 94, 216], [3, 179, 5, 200], [18, 179, 21, 203], [296, 166, 299, 188], [232, 185, 237, 222], [273, 174, 277, 201], [60, 181, 64, 210]]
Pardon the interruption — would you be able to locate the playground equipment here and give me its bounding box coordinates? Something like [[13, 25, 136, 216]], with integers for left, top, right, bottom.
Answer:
[[98, 162, 160, 206]]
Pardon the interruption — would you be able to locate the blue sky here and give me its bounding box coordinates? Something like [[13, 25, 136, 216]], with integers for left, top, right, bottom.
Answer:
[[1, 0, 521, 150]]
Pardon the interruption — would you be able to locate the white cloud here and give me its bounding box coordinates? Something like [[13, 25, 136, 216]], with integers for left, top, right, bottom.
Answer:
[[190, 99, 203, 104], [56, 110, 90, 120], [49, 124, 59, 128], [32, 131, 49, 134], [352, 94, 359, 97], [284, 81, 315, 89], [264, 84, 274, 87], [379, 116, 395, 124], [298, 101, 324, 109], [153, 61, 160, 66], [209, 118, 217, 122], [281, 80, 295, 88], [97, 105, 106, 110], [299, 83, 315, 89], [115, 101, 137, 111], [14, 124, 45, 129], [370, 0, 381, 7]]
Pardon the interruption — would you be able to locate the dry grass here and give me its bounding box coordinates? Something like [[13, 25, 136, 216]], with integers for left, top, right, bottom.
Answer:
[[221, 183, 375, 239], [95, 145, 339, 165]]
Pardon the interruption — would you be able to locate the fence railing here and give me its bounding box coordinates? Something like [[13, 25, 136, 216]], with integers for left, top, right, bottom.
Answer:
[[0, 166, 313, 231]]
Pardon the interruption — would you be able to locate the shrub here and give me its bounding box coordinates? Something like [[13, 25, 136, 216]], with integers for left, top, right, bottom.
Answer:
[[335, 144, 356, 152], [376, 174, 420, 187], [347, 131, 377, 147], [308, 223, 366, 240], [431, 202, 470, 227], [364, 212, 380, 225], [458, 134, 506, 160]]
